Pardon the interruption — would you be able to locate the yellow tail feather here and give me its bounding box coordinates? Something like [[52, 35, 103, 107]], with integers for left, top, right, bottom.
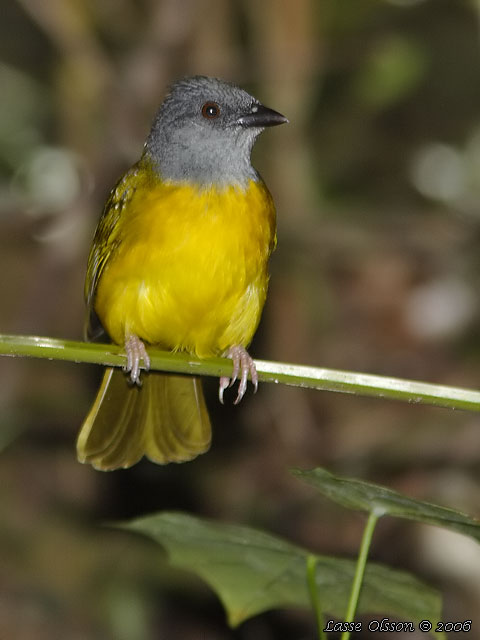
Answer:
[[77, 368, 211, 470]]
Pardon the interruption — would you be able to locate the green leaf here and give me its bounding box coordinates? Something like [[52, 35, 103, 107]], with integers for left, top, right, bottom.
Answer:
[[292, 467, 480, 543], [118, 511, 441, 628]]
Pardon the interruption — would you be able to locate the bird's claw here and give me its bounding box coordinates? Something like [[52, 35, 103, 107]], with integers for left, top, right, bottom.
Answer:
[[218, 376, 230, 404], [124, 335, 150, 385], [218, 346, 258, 405]]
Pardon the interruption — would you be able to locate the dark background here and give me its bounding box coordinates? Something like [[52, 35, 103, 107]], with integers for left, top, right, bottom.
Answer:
[[1, 0, 480, 638]]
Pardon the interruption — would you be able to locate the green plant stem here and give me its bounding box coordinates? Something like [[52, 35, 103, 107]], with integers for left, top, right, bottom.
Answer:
[[341, 512, 379, 640], [306, 554, 326, 640], [1, 333, 480, 411]]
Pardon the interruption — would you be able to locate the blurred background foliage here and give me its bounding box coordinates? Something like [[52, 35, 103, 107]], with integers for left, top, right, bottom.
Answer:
[[1, 0, 480, 637]]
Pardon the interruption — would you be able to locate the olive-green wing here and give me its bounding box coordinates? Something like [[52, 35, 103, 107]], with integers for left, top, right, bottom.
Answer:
[[84, 164, 141, 340]]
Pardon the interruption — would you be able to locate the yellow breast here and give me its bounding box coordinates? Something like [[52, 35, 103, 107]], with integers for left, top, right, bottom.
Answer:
[[92, 162, 276, 357]]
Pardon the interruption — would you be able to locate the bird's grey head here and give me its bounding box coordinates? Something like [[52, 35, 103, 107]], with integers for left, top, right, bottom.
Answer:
[[144, 76, 287, 188]]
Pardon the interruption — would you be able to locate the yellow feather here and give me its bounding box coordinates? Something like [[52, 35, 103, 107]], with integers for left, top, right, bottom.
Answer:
[[79, 158, 276, 470], [93, 161, 276, 356], [77, 368, 211, 470]]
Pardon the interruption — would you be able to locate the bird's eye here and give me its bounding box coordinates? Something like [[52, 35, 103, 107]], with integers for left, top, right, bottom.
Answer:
[[201, 101, 220, 119]]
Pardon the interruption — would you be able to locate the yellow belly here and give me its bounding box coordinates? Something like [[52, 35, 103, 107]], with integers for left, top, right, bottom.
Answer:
[[94, 171, 276, 357]]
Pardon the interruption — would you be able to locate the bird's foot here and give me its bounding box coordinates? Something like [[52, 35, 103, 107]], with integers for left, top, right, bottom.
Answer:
[[218, 345, 258, 405], [124, 334, 150, 385]]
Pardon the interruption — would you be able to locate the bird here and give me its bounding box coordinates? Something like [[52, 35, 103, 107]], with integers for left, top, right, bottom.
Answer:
[[77, 75, 287, 470]]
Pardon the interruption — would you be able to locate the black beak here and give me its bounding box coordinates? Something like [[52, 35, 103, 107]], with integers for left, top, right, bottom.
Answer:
[[237, 104, 288, 128]]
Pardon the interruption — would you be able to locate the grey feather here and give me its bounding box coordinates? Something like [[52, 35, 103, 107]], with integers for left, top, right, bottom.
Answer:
[[144, 76, 284, 187]]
